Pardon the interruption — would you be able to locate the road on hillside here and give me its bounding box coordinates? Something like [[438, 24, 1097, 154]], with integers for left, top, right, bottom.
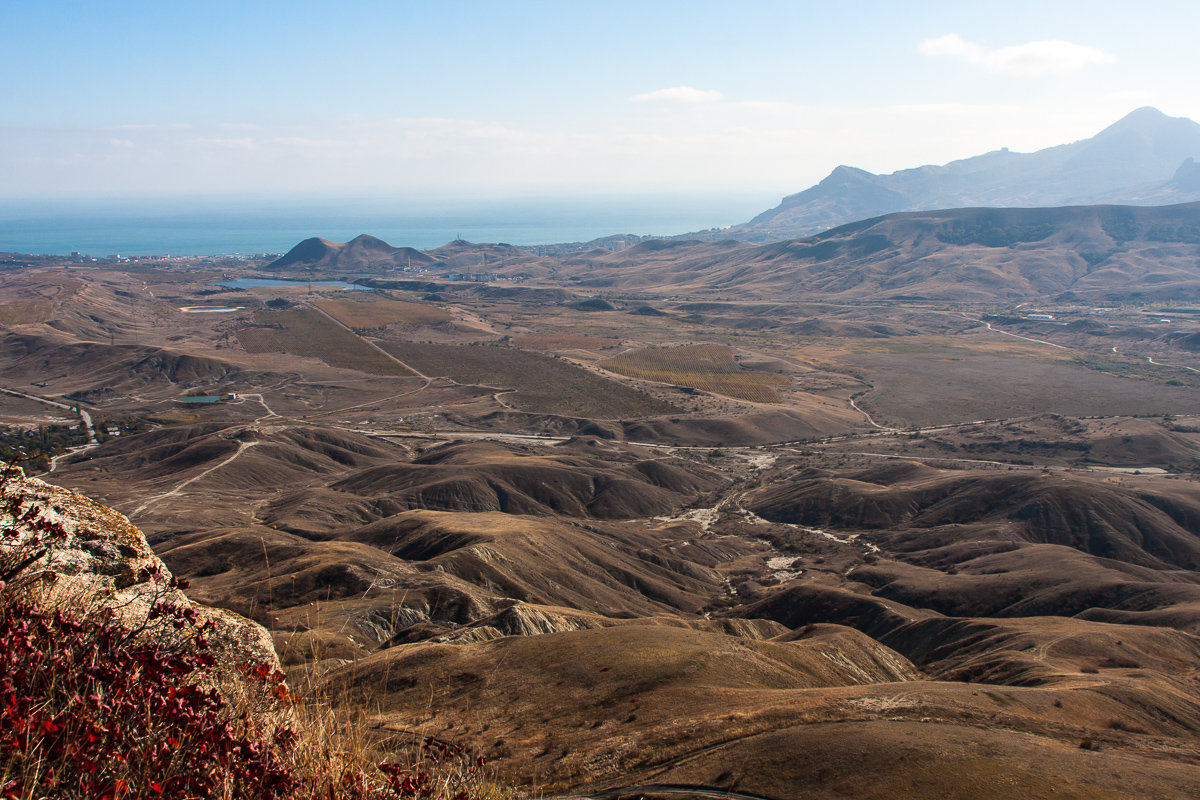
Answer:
[[0, 386, 97, 443]]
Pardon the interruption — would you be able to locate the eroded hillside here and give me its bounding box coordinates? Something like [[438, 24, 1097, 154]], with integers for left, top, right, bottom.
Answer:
[[5, 260, 1200, 798]]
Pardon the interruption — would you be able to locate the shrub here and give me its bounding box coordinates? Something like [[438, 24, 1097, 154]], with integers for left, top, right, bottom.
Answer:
[[1098, 656, 1141, 669], [0, 595, 300, 799], [0, 472, 492, 800], [1106, 718, 1148, 734]]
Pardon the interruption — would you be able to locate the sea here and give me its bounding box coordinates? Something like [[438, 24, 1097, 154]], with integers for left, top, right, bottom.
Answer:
[[0, 193, 772, 258]]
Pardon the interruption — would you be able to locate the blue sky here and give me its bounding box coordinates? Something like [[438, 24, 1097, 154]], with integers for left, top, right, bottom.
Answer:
[[4, 0, 1199, 202]]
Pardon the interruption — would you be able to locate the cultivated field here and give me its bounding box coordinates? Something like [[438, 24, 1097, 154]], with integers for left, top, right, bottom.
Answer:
[[314, 297, 451, 328], [235, 308, 414, 376], [833, 336, 1200, 426], [510, 334, 621, 350], [0, 300, 54, 325], [381, 341, 676, 417], [601, 343, 789, 403]]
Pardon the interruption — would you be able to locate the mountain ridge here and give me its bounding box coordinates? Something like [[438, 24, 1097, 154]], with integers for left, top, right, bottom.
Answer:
[[559, 200, 1200, 302], [721, 107, 1200, 241]]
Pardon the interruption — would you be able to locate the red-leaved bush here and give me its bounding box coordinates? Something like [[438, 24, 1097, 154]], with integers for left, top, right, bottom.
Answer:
[[0, 597, 297, 799], [0, 472, 492, 800]]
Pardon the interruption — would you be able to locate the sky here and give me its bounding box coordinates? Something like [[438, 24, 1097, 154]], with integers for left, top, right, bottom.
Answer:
[[3, 0, 1200, 207]]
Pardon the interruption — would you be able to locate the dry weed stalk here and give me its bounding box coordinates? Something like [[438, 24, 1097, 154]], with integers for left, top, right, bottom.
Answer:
[[0, 468, 501, 800]]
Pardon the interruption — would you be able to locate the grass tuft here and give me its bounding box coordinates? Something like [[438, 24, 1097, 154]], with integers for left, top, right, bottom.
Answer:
[[0, 472, 496, 800]]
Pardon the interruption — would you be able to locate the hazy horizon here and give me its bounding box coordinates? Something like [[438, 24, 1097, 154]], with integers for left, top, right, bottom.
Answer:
[[0, 191, 773, 256]]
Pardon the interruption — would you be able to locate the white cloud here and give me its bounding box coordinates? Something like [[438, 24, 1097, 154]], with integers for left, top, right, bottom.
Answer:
[[630, 86, 723, 104], [919, 33, 985, 60], [919, 33, 1115, 76]]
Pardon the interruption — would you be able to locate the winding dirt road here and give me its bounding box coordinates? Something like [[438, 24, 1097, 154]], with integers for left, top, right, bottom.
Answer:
[[129, 439, 259, 517]]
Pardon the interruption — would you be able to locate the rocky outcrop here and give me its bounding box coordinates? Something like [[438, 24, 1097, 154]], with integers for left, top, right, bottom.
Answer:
[[0, 467, 277, 668]]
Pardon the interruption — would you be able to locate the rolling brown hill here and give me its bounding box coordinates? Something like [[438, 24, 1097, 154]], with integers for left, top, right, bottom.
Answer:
[[741, 462, 1200, 637], [274, 439, 727, 528], [43, 413, 1200, 799], [78, 424, 403, 484], [746, 465, 1200, 569], [0, 333, 286, 402], [331, 616, 1200, 799], [337, 510, 728, 616], [15, 262, 1200, 798]]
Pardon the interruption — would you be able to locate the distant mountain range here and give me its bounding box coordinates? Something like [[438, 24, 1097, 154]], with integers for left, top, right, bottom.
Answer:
[[565, 201, 1200, 302], [268, 200, 1200, 303], [712, 107, 1200, 242], [265, 108, 1200, 303]]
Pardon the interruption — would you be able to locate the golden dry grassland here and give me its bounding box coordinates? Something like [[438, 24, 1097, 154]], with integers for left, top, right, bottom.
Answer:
[[602, 344, 788, 403], [382, 341, 676, 417], [314, 297, 452, 328], [0, 301, 53, 325]]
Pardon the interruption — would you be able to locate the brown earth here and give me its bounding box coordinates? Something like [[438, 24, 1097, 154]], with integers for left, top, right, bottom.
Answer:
[[5, 260, 1200, 798]]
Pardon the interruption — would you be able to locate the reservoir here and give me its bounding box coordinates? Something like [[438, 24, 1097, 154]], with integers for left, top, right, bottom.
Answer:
[[211, 279, 367, 290]]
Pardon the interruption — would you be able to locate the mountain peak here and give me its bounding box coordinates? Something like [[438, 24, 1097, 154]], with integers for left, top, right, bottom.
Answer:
[[820, 165, 879, 187], [1116, 105, 1171, 123], [347, 233, 392, 248], [1093, 106, 1200, 140]]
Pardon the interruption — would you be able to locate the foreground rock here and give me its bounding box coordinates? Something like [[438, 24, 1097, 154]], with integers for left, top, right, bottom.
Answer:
[[0, 466, 277, 668]]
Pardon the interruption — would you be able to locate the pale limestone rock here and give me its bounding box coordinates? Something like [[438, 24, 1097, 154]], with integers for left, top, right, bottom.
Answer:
[[1, 467, 278, 669]]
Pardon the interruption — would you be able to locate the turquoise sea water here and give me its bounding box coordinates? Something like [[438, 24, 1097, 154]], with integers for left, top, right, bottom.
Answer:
[[0, 193, 770, 257]]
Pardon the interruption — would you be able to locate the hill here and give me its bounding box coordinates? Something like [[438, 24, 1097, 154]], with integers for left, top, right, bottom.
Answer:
[[719, 107, 1200, 241], [267, 233, 437, 272], [563, 201, 1200, 302]]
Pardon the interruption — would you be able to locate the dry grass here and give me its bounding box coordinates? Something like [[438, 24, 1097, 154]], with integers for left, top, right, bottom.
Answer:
[[0, 584, 497, 800], [315, 298, 451, 328], [510, 335, 620, 351], [602, 344, 788, 403], [0, 472, 499, 800], [0, 301, 53, 325], [818, 337, 1200, 427], [237, 309, 414, 376], [380, 342, 675, 417], [835, 335, 1074, 360]]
